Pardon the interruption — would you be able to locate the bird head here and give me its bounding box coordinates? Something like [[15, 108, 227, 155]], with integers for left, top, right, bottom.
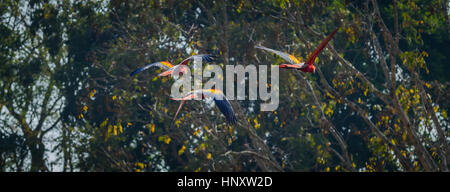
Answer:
[[303, 64, 315, 73]]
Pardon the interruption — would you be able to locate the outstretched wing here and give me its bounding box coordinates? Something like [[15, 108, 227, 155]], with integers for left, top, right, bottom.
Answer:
[[130, 61, 173, 76], [203, 89, 237, 125], [179, 54, 216, 65], [255, 45, 302, 65], [305, 28, 339, 66]]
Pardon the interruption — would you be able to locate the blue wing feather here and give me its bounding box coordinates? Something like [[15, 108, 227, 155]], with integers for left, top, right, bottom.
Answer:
[[130, 66, 148, 77], [213, 97, 237, 125], [130, 62, 172, 77], [179, 54, 216, 65]]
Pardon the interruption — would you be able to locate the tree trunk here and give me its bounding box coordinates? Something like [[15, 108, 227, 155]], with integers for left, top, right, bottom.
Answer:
[[28, 139, 46, 172]]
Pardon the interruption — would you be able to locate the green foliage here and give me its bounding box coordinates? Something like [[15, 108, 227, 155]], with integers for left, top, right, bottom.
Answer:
[[0, 0, 449, 172]]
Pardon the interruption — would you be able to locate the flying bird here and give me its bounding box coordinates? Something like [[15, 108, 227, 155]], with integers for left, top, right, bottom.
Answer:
[[171, 89, 237, 125], [255, 28, 339, 73], [129, 54, 215, 77]]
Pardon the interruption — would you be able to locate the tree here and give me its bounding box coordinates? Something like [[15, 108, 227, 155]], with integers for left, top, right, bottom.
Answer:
[[1, 0, 448, 172], [0, 0, 65, 171]]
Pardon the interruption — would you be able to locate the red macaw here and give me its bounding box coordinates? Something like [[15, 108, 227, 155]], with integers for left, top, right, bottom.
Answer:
[[255, 28, 339, 73], [129, 54, 215, 77], [171, 89, 237, 125]]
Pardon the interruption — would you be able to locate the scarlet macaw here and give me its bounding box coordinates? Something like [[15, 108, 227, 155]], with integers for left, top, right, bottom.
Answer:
[[129, 54, 215, 77], [255, 28, 339, 73], [171, 89, 237, 125]]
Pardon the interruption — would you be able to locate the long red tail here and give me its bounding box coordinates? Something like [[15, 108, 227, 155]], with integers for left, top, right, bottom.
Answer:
[[305, 28, 339, 66], [170, 100, 187, 129]]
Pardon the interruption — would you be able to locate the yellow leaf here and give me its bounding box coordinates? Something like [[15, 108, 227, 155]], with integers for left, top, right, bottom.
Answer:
[[325, 106, 334, 116], [200, 143, 206, 151], [83, 105, 88, 112], [335, 165, 340, 171], [178, 145, 186, 156], [113, 125, 118, 136], [326, 92, 335, 99], [44, 12, 50, 19], [106, 124, 112, 140], [147, 124, 156, 133], [207, 153, 212, 160], [135, 162, 145, 169], [158, 135, 171, 144], [165, 137, 171, 144], [100, 118, 108, 128], [119, 124, 123, 133], [89, 89, 96, 98], [175, 120, 181, 127], [112, 95, 117, 100], [193, 129, 201, 136], [253, 117, 260, 129]]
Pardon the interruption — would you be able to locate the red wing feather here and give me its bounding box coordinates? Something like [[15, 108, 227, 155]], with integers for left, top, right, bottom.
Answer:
[[170, 94, 198, 101], [279, 64, 305, 69]]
